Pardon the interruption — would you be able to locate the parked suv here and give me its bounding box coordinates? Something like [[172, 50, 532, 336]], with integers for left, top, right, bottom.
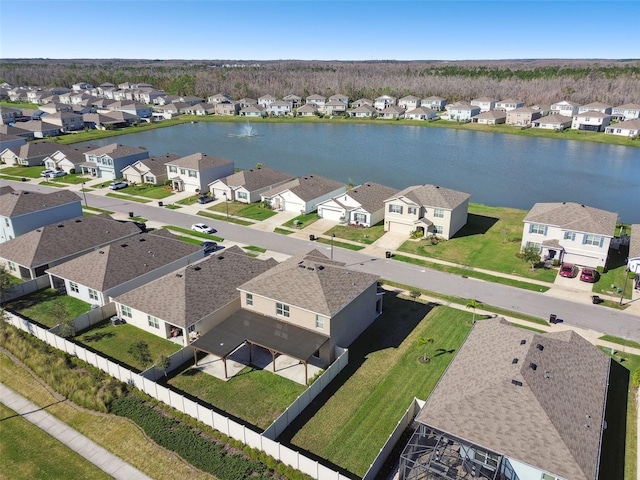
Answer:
[[559, 263, 578, 278], [197, 195, 214, 204], [109, 181, 129, 190], [580, 268, 598, 283]]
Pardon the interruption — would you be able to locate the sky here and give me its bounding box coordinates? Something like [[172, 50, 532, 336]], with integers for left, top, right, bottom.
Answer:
[[1, 1, 639, 61]]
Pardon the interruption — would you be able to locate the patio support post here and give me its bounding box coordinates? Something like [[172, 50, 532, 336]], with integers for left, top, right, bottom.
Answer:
[[269, 349, 277, 372], [223, 357, 228, 379], [305, 361, 308, 385], [193, 348, 198, 366], [249, 342, 252, 364]]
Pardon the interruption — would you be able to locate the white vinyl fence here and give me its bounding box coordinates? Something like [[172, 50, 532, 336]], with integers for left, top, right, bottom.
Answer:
[[1, 276, 50, 302], [4, 312, 353, 480]]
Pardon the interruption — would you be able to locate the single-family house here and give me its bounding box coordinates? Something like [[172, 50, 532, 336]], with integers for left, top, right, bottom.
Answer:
[[268, 100, 292, 116], [137, 90, 165, 104], [0, 215, 141, 280], [0, 140, 62, 166], [611, 103, 640, 121], [113, 246, 278, 346], [447, 104, 481, 122], [378, 105, 405, 120], [604, 118, 640, 137], [42, 145, 100, 174], [627, 224, 640, 277], [521, 202, 617, 268], [207, 93, 233, 104], [183, 103, 217, 116], [471, 96, 498, 112], [72, 82, 93, 92], [399, 318, 610, 480], [296, 103, 319, 117], [323, 100, 348, 116], [349, 104, 376, 118], [209, 166, 294, 203], [152, 102, 189, 119], [305, 94, 326, 109], [551, 100, 581, 117], [41, 111, 84, 132], [404, 107, 437, 121], [13, 120, 60, 138], [240, 104, 267, 117], [578, 101, 613, 115], [237, 98, 257, 108], [374, 95, 397, 111], [0, 189, 82, 243], [383, 184, 471, 239], [177, 96, 205, 106], [261, 174, 346, 214], [107, 101, 152, 118], [351, 98, 373, 108], [80, 143, 149, 179], [38, 102, 73, 114], [46, 230, 205, 307], [0, 106, 22, 124], [258, 94, 277, 108], [121, 153, 179, 185], [494, 98, 525, 111], [328, 94, 349, 106], [531, 114, 572, 130], [166, 152, 234, 193], [0, 133, 25, 151], [282, 94, 302, 108], [317, 182, 399, 227], [571, 111, 613, 132], [154, 95, 180, 106], [472, 110, 507, 125], [421, 96, 446, 111], [506, 107, 542, 126], [214, 102, 240, 116], [398, 95, 421, 111]]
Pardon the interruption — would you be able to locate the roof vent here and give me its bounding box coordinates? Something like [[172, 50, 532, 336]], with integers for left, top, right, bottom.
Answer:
[[217, 255, 224, 260], [520, 339, 526, 345], [98, 250, 104, 254], [175, 273, 183, 278], [536, 344, 544, 351], [318, 265, 324, 270], [75, 219, 82, 222], [139, 238, 146, 242], [121, 244, 128, 247], [194, 266, 201, 271], [307, 267, 315, 271], [512, 358, 518, 364], [511, 380, 523, 387], [57, 224, 64, 228], [529, 363, 537, 371]]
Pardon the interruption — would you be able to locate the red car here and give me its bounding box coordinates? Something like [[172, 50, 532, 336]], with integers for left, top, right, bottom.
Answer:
[[559, 263, 578, 278], [580, 268, 598, 283]]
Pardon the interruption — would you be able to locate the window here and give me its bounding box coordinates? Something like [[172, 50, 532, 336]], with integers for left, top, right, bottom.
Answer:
[[276, 302, 290, 317], [433, 208, 445, 218], [168, 165, 177, 173], [542, 474, 560, 480], [354, 212, 367, 223], [147, 315, 159, 329], [5, 217, 10, 226], [525, 241, 542, 251], [180, 168, 186, 175], [69, 281, 79, 293], [246, 293, 253, 306], [316, 315, 324, 329], [563, 231, 576, 241], [7, 261, 16, 272], [144, 175, 154, 183], [433, 225, 444, 234], [529, 223, 546, 235], [237, 191, 248, 200], [474, 449, 499, 469], [188, 169, 197, 178], [408, 207, 417, 215], [583, 234, 603, 247], [389, 204, 402, 214], [121, 305, 132, 318], [88, 288, 98, 301]]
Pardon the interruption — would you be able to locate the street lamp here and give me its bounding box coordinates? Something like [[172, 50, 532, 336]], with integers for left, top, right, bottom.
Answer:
[[223, 192, 229, 218], [331, 233, 335, 260], [81, 182, 88, 207]]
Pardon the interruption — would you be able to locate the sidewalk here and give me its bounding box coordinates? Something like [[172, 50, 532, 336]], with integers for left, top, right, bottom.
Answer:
[[0, 383, 152, 480]]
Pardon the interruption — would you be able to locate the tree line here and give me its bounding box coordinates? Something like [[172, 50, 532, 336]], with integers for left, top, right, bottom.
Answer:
[[1, 58, 638, 106]]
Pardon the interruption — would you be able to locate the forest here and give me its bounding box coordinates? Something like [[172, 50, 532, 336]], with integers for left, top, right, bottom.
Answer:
[[1, 58, 639, 106]]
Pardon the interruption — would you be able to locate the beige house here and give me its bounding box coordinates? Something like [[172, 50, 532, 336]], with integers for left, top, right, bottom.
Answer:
[[383, 184, 470, 239], [550, 100, 581, 117], [122, 154, 179, 185], [472, 110, 506, 125], [571, 111, 613, 132], [166, 152, 234, 193], [208, 166, 294, 204], [506, 107, 542, 126], [261, 174, 346, 214], [495, 98, 525, 111], [604, 118, 640, 137], [317, 182, 399, 227], [404, 107, 437, 121], [532, 114, 572, 130], [470, 96, 498, 112]]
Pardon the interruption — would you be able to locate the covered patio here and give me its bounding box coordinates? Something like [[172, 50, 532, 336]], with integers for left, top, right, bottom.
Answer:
[[190, 309, 329, 385]]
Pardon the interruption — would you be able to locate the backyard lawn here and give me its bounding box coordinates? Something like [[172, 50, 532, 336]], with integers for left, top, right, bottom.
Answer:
[[397, 203, 558, 283], [6, 289, 92, 328], [324, 223, 386, 245], [169, 364, 306, 430], [75, 321, 182, 372], [208, 201, 278, 221], [286, 295, 473, 477]]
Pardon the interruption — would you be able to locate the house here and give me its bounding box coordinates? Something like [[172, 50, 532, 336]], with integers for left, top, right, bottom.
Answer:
[[378, 105, 405, 120], [0, 133, 25, 151], [470, 96, 498, 112], [398, 95, 421, 111], [137, 90, 165, 104], [305, 94, 326, 109], [41, 111, 84, 132], [240, 104, 267, 117], [82, 112, 135, 129], [446, 104, 481, 122], [46, 230, 205, 307], [571, 111, 613, 132], [317, 182, 399, 227], [323, 100, 348, 116], [282, 94, 302, 108], [42, 145, 100, 174], [296, 103, 319, 117], [495, 98, 525, 111], [208, 166, 294, 203], [604, 118, 640, 137], [328, 94, 349, 106], [351, 98, 373, 108], [349, 104, 376, 118], [0, 215, 141, 280], [521, 202, 617, 268], [261, 174, 346, 214], [237, 98, 257, 109], [506, 107, 542, 126], [0, 189, 82, 243], [80, 143, 149, 179], [236, 249, 382, 364], [627, 224, 640, 276], [38, 102, 73, 114], [404, 107, 437, 121], [0, 106, 22, 124], [183, 103, 217, 116], [551, 100, 581, 117], [177, 96, 205, 106], [207, 93, 233, 104], [214, 102, 240, 116], [472, 110, 506, 125], [106, 101, 152, 118], [12, 120, 60, 138], [257, 94, 277, 108], [113, 246, 278, 346], [531, 114, 572, 130], [374, 95, 397, 111], [166, 152, 234, 193], [421, 96, 446, 111], [578, 101, 613, 115], [121, 153, 179, 185], [267, 100, 292, 116], [72, 82, 93, 92], [611, 103, 640, 121], [0, 140, 62, 166], [399, 318, 610, 480], [383, 184, 471, 239]]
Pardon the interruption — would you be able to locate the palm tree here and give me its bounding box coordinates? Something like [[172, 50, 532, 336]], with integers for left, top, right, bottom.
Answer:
[[417, 337, 434, 363], [466, 299, 480, 323]]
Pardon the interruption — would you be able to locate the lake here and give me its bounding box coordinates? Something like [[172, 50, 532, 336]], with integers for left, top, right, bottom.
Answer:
[[79, 122, 640, 223]]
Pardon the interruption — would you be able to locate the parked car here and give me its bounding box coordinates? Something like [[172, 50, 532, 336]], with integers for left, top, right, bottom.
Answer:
[[580, 268, 598, 283], [559, 263, 578, 278], [197, 195, 214, 204], [201, 241, 218, 253], [191, 223, 215, 234], [47, 170, 67, 178], [40, 169, 55, 177], [109, 181, 129, 190]]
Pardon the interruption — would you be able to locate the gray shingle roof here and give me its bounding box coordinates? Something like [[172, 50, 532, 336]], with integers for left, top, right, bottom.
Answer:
[[473, 110, 507, 120], [86, 143, 148, 159], [387, 184, 470, 210], [263, 174, 344, 202], [609, 118, 640, 130], [415, 318, 609, 480], [114, 246, 277, 328], [16, 141, 61, 159], [167, 152, 233, 170], [45, 230, 201, 291], [524, 202, 617, 236], [130, 154, 180, 177], [216, 166, 294, 191], [239, 250, 379, 317], [0, 189, 80, 217], [630, 224, 640, 259], [341, 182, 399, 213]]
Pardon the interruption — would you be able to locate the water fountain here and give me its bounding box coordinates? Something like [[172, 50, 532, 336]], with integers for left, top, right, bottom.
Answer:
[[228, 121, 258, 137]]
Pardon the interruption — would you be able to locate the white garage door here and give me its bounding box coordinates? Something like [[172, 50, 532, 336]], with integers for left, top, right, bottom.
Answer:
[[319, 207, 344, 222], [562, 253, 599, 268], [387, 221, 413, 235]]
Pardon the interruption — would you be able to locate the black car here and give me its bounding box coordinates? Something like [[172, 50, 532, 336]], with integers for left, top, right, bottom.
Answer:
[[201, 241, 218, 253], [197, 195, 214, 204]]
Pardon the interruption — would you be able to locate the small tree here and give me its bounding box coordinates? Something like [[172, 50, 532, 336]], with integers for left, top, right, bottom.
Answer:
[[417, 337, 434, 363], [522, 245, 541, 271], [128, 341, 152, 368], [0, 265, 12, 304], [155, 354, 171, 379], [466, 298, 480, 323], [409, 289, 421, 302], [500, 226, 511, 244], [51, 300, 75, 337]]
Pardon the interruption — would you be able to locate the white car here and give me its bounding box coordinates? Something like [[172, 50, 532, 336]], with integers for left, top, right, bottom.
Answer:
[[40, 169, 56, 177], [47, 170, 67, 178], [109, 181, 129, 190], [191, 223, 215, 234]]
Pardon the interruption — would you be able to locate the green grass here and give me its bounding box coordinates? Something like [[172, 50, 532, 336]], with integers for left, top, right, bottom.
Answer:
[[105, 192, 152, 203], [324, 223, 386, 245], [0, 174, 27, 181], [397, 203, 558, 283], [171, 234, 206, 246], [0, 100, 39, 109], [38, 181, 66, 188], [176, 195, 201, 205], [169, 365, 306, 430], [129, 216, 147, 222], [164, 225, 224, 242], [198, 210, 253, 226], [243, 245, 267, 253], [0, 403, 112, 480], [1, 165, 45, 178], [283, 212, 319, 229], [274, 227, 294, 235], [82, 205, 115, 214], [314, 237, 365, 251], [6, 289, 92, 328], [593, 248, 635, 300], [600, 335, 640, 350], [289, 299, 472, 477], [46, 173, 88, 185], [208, 201, 278, 221], [75, 321, 182, 372], [120, 184, 174, 199], [164, 204, 182, 210]]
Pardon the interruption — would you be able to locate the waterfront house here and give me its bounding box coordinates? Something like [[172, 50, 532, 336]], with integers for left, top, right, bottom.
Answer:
[[351, 98, 373, 108], [611, 103, 640, 121], [578, 101, 613, 115], [323, 100, 348, 116], [305, 94, 326, 109], [551, 100, 581, 117], [240, 104, 267, 117], [627, 224, 640, 275], [421, 96, 446, 111], [398, 95, 421, 111], [378, 105, 405, 120], [121, 153, 180, 185], [80, 143, 149, 179], [446, 104, 481, 122], [268, 100, 292, 116], [328, 94, 349, 106], [604, 118, 640, 137], [0, 140, 62, 166], [166, 152, 234, 193], [13, 120, 60, 138], [531, 114, 572, 130], [258, 94, 277, 108], [282, 94, 302, 108], [349, 104, 376, 118], [470, 96, 498, 112], [472, 110, 506, 125], [261, 174, 346, 214], [41, 111, 84, 132], [571, 111, 613, 132], [317, 182, 399, 227], [183, 103, 217, 116], [296, 103, 319, 117], [207, 93, 233, 104], [495, 98, 525, 111], [214, 102, 240, 116], [209, 166, 294, 204], [374, 95, 397, 111], [506, 107, 542, 126], [383, 184, 470, 239], [42, 145, 100, 174], [405, 107, 437, 121], [521, 202, 617, 268], [237, 98, 257, 108]]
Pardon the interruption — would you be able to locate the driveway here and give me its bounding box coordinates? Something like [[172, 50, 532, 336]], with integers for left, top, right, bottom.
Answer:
[[361, 231, 407, 256]]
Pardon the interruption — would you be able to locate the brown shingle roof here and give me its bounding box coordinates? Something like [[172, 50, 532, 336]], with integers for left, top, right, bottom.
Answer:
[[166, 152, 233, 170], [86, 143, 147, 159], [0, 189, 80, 217], [629, 224, 640, 259], [388, 184, 470, 210], [416, 318, 610, 480], [524, 202, 617, 236], [215, 166, 294, 191], [262, 174, 344, 202], [342, 182, 399, 213], [130, 154, 180, 177]]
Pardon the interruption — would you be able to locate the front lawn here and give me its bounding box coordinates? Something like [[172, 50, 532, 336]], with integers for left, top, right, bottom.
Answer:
[[105, 192, 152, 203], [1, 166, 45, 178], [176, 195, 201, 205], [397, 203, 558, 283], [207, 201, 278, 221], [314, 237, 364, 251], [288, 297, 473, 477], [169, 365, 306, 430], [46, 173, 89, 185], [283, 212, 319, 229], [6, 289, 92, 328], [324, 223, 386, 245], [75, 321, 182, 372], [593, 246, 635, 300], [198, 210, 253, 226], [119, 184, 174, 199]]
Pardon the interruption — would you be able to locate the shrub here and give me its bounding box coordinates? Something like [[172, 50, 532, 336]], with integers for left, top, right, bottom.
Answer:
[[633, 368, 640, 388], [409, 229, 423, 239]]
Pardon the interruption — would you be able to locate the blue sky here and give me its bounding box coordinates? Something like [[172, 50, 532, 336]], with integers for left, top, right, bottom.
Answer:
[[1, 1, 638, 60]]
